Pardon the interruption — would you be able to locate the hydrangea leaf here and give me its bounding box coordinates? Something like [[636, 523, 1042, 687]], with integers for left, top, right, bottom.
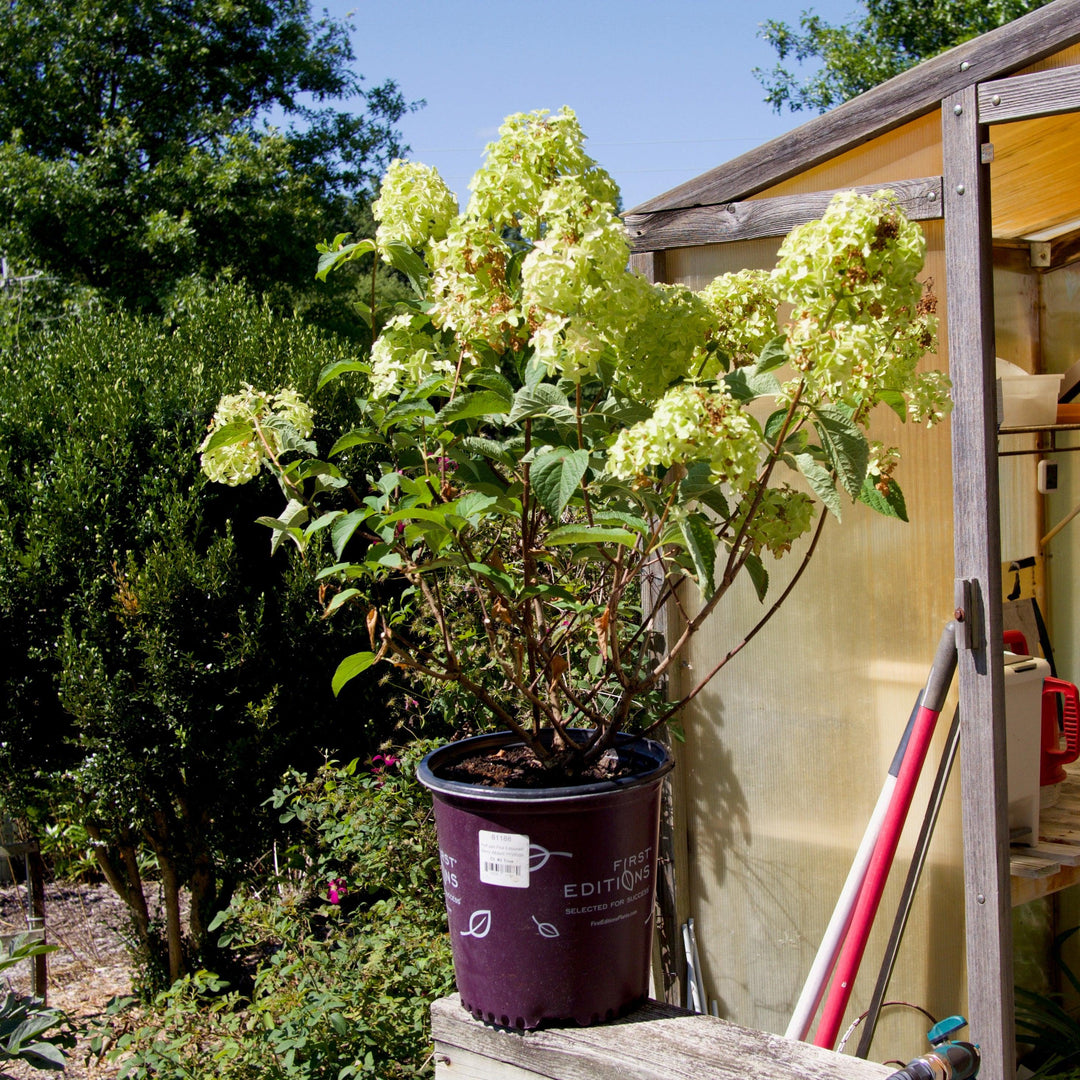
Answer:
[[795, 453, 843, 521], [679, 512, 717, 598], [530, 448, 589, 519], [812, 406, 869, 500], [859, 475, 909, 521]]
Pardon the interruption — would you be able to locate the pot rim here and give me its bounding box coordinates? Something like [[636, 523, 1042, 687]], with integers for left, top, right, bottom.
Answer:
[[417, 728, 674, 803]]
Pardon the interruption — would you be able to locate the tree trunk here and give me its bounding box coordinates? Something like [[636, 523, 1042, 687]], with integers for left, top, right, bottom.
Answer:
[[84, 822, 151, 947], [148, 812, 184, 984]]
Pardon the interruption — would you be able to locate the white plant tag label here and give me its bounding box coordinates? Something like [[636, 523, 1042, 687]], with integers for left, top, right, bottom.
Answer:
[[478, 830, 530, 888]]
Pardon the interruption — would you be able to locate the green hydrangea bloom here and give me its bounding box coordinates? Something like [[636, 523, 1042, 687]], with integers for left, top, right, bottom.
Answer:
[[373, 160, 458, 256], [606, 384, 762, 490], [466, 108, 619, 238], [199, 384, 314, 486]]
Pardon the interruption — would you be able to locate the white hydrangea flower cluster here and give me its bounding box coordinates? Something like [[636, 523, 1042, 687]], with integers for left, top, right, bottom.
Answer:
[[867, 441, 902, 491], [732, 484, 815, 558], [373, 160, 458, 256], [369, 312, 456, 398], [426, 225, 520, 361], [607, 384, 762, 491], [906, 368, 953, 426], [466, 108, 619, 237], [199, 384, 314, 486], [610, 280, 716, 401], [773, 191, 937, 414], [698, 270, 780, 370]]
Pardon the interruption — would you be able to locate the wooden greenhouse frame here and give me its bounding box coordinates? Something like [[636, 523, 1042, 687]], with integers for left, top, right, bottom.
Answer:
[[433, 5, 1080, 1076]]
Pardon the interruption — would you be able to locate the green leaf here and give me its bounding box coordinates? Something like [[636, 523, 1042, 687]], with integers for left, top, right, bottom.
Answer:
[[680, 513, 717, 598], [794, 453, 843, 521], [464, 369, 515, 403], [437, 390, 512, 424], [324, 588, 362, 616], [381, 241, 430, 294], [456, 436, 514, 466], [382, 400, 437, 429], [304, 510, 343, 537], [200, 420, 252, 453], [530, 448, 589, 518], [859, 475, 909, 521], [878, 388, 908, 423], [744, 552, 769, 602], [723, 366, 781, 401], [332, 651, 377, 696], [546, 524, 637, 547], [317, 359, 369, 391], [591, 510, 650, 537], [315, 238, 376, 281], [328, 429, 384, 456], [755, 335, 789, 373], [508, 383, 570, 423], [679, 462, 730, 518], [465, 562, 516, 596], [331, 509, 371, 559], [812, 406, 869, 500]]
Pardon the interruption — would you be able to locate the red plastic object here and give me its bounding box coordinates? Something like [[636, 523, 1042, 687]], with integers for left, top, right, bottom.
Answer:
[[1003, 629, 1030, 655], [1041, 677, 1080, 786]]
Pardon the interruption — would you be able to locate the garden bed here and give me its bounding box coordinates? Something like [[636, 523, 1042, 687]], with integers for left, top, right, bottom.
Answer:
[[1, 881, 132, 1078]]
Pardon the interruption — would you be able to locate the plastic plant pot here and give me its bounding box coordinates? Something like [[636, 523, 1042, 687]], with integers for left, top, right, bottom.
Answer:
[[418, 730, 673, 1029]]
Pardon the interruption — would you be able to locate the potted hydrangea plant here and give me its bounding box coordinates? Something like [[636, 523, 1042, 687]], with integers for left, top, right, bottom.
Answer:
[[200, 107, 949, 1029]]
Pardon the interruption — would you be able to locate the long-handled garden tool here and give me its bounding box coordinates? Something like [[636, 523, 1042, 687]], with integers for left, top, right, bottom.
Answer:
[[811, 621, 958, 1049]]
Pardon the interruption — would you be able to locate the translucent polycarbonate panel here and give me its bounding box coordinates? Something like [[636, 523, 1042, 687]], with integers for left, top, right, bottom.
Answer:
[[990, 113, 1080, 241], [1039, 260, 1080, 687], [663, 224, 965, 1060], [757, 113, 943, 200]]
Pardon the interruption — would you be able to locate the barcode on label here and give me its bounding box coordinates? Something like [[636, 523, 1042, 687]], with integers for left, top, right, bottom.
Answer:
[[484, 861, 522, 877], [478, 830, 530, 889]]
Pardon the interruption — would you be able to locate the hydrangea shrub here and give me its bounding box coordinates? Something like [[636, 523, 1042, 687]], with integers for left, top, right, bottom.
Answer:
[[202, 107, 950, 773]]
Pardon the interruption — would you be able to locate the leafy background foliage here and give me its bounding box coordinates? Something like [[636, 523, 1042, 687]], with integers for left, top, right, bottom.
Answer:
[[756, 0, 1054, 113], [108, 750, 454, 1079]]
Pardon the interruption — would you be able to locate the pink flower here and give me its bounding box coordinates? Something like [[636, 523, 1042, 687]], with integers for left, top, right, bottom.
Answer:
[[328, 878, 348, 905]]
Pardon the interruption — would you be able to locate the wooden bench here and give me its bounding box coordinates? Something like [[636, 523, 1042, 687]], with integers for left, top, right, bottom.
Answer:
[[432, 995, 894, 1079]]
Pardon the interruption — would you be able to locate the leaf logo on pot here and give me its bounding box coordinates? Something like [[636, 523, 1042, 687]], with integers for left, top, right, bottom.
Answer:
[[529, 844, 572, 872], [460, 909, 492, 938], [531, 915, 560, 938]]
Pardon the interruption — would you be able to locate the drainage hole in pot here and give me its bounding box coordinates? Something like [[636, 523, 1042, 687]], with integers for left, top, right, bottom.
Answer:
[[485, 1012, 495, 1024], [500, 1015, 510, 1028], [515, 1016, 525, 1029]]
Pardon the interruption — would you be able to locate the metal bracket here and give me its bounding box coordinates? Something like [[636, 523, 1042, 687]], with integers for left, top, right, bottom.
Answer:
[[954, 578, 985, 652]]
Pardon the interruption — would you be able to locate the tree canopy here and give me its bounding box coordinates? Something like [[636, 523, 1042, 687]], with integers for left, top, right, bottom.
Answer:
[[756, 0, 1054, 113], [0, 0, 417, 316]]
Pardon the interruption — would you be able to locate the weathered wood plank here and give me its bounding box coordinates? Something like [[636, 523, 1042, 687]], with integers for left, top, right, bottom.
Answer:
[[624, 178, 943, 254], [979, 64, 1080, 124], [943, 86, 1016, 1080], [1009, 852, 1062, 877], [629, 0, 1080, 216], [627, 250, 667, 283], [432, 996, 892, 1080]]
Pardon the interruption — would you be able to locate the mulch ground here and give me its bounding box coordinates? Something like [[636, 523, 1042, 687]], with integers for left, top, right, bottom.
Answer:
[[1, 880, 135, 1078]]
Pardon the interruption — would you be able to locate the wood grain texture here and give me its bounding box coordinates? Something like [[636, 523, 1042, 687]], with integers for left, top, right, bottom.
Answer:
[[943, 87, 1017, 1080], [432, 996, 893, 1080], [979, 64, 1080, 124], [628, 0, 1080, 216], [624, 178, 943, 254]]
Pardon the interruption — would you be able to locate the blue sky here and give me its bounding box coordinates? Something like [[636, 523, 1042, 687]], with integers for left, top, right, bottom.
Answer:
[[335, 0, 857, 211]]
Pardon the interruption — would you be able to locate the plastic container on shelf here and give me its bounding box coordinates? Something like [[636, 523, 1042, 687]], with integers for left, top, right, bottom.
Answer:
[[996, 358, 1062, 427]]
